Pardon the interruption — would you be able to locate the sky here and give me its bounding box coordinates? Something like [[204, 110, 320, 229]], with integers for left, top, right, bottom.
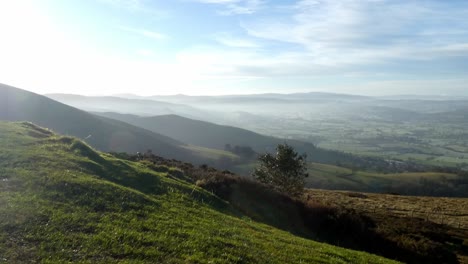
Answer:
[[0, 0, 467, 96]]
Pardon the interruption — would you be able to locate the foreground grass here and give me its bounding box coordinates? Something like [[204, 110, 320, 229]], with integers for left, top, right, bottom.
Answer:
[[0, 121, 396, 263]]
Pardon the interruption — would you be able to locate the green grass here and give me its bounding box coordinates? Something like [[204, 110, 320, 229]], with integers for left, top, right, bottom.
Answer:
[[0, 121, 397, 263], [183, 144, 239, 160], [306, 162, 462, 195]]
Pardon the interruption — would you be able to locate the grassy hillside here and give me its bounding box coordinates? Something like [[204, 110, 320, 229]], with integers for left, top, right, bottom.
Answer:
[[0, 83, 234, 164], [0, 121, 396, 263], [107, 150, 467, 263], [306, 163, 466, 195]]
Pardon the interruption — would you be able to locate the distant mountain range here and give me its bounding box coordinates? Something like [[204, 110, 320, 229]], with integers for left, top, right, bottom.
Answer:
[[1, 84, 379, 171], [46, 93, 215, 120], [50, 92, 468, 118], [0, 83, 224, 163]]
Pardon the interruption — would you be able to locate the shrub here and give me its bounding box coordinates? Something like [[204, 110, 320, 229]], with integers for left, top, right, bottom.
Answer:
[[252, 144, 308, 197]]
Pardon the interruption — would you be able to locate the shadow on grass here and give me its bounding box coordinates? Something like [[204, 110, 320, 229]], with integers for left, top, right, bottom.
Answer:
[[111, 153, 463, 264]]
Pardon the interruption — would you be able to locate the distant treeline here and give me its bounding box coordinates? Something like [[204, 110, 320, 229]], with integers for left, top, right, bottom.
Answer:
[[223, 144, 256, 159]]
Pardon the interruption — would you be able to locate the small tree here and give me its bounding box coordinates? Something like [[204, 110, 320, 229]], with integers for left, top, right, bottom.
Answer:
[[252, 144, 308, 197]]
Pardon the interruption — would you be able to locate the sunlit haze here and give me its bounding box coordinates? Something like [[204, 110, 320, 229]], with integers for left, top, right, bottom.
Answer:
[[1, 0, 467, 96]]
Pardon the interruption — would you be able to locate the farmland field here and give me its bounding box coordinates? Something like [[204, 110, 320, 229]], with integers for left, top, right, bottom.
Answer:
[[272, 118, 468, 168]]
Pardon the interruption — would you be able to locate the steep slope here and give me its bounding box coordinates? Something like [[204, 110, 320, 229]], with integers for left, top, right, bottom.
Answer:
[[0, 121, 396, 263], [0, 83, 219, 163]]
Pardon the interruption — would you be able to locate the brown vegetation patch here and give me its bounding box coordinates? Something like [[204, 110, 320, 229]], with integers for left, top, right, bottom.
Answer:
[[306, 189, 468, 263]]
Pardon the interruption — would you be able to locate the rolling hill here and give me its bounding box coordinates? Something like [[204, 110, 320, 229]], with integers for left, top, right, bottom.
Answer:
[[94, 112, 286, 152], [0, 121, 397, 263], [0, 84, 232, 163], [92, 113, 468, 197], [94, 112, 422, 173]]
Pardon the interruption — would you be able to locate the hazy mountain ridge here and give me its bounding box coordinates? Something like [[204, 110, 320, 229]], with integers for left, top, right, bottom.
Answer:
[[46, 93, 213, 119], [0, 84, 225, 164], [41, 90, 468, 169]]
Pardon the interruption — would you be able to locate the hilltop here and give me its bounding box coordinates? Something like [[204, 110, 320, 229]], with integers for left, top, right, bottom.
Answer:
[[0, 121, 396, 263]]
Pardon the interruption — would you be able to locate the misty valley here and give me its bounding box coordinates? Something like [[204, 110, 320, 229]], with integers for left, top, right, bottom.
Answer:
[[46, 91, 468, 197]]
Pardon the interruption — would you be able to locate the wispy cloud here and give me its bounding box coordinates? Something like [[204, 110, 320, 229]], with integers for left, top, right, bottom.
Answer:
[[2, 0, 468, 95], [243, 0, 468, 64], [195, 0, 265, 15], [214, 33, 260, 48], [120, 26, 168, 40], [168, 0, 468, 84]]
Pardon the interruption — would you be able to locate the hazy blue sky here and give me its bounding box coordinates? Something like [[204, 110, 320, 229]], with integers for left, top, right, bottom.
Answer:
[[0, 0, 467, 95]]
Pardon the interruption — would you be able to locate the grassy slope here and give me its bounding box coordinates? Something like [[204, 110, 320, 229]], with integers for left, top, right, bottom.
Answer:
[[0, 121, 396, 263], [0, 83, 234, 164], [306, 163, 464, 195]]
